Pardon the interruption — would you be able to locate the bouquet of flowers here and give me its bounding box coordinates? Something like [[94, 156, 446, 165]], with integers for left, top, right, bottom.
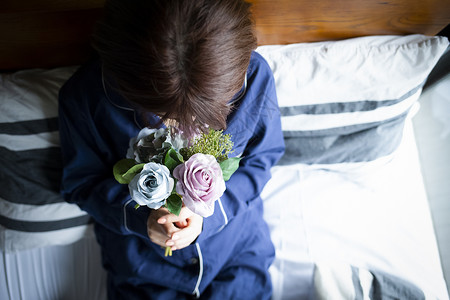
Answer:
[[113, 127, 241, 256]]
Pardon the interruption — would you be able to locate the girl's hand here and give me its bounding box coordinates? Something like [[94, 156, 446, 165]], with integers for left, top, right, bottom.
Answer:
[[147, 206, 203, 251]]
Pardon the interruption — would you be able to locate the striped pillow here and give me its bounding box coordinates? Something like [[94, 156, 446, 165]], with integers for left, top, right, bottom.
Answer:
[[256, 35, 449, 165], [0, 67, 93, 252]]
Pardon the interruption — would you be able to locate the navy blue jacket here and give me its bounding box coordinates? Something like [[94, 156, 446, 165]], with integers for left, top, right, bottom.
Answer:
[[59, 52, 285, 299]]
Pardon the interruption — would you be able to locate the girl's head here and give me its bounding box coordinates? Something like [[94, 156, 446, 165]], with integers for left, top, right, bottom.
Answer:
[[92, 0, 256, 135]]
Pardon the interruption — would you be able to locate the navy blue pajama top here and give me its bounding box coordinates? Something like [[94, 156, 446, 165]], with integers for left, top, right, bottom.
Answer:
[[58, 51, 285, 299]]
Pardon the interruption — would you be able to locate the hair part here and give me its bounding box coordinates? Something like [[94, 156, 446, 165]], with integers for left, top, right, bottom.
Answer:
[[92, 0, 256, 136]]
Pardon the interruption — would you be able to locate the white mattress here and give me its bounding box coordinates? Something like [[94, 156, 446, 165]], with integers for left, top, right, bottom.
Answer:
[[262, 116, 449, 299]]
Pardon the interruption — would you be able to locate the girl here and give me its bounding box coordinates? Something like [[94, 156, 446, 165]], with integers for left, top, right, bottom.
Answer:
[[59, 0, 285, 298]]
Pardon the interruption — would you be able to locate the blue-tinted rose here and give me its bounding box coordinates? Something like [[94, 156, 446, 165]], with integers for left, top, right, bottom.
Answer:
[[129, 163, 174, 209]]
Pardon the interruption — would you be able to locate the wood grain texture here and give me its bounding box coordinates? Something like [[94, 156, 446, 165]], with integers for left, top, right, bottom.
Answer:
[[1, 0, 449, 70], [248, 0, 450, 44]]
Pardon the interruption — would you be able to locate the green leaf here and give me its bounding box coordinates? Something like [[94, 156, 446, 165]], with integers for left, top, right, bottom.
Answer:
[[164, 147, 184, 173], [219, 157, 241, 181], [122, 163, 146, 183], [113, 159, 137, 184], [113, 159, 145, 184], [166, 194, 182, 216]]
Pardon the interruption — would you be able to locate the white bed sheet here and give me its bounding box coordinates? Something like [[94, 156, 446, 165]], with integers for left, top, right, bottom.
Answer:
[[0, 233, 107, 300], [262, 115, 449, 300]]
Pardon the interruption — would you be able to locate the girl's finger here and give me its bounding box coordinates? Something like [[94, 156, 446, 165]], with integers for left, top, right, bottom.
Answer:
[[166, 216, 203, 250], [148, 227, 172, 247], [160, 206, 194, 224]]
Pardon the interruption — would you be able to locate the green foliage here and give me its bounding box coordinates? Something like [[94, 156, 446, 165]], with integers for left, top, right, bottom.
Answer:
[[183, 129, 234, 162], [219, 157, 242, 181], [166, 193, 182, 216], [113, 159, 145, 184], [164, 147, 184, 173]]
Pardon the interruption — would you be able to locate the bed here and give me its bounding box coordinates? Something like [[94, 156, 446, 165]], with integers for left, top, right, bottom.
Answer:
[[1, 0, 450, 299]]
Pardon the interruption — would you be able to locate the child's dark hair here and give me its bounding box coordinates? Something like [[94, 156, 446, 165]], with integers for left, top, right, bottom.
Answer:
[[92, 0, 257, 135]]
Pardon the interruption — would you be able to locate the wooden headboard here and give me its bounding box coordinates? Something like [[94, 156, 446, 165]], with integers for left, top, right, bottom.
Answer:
[[1, 0, 449, 71]]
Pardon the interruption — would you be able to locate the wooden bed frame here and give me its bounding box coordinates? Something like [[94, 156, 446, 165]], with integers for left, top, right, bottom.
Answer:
[[1, 0, 449, 71]]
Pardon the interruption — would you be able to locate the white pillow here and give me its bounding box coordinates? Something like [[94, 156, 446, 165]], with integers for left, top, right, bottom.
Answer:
[[256, 34, 449, 165]]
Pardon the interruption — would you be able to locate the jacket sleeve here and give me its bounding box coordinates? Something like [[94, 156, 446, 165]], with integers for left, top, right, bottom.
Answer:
[[197, 62, 285, 243], [58, 81, 150, 241]]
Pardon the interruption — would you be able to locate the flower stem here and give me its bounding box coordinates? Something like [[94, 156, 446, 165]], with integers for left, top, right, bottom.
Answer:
[[165, 246, 172, 257]]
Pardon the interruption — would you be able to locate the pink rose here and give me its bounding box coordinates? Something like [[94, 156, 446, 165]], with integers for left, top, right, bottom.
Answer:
[[173, 153, 226, 217]]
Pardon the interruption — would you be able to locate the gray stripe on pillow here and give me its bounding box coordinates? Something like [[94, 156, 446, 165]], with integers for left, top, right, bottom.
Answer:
[[279, 84, 422, 116], [0, 214, 93, 232], [277, 112, 407, 165], [0, 117, 59, 135], [0, 146, 64, 205], [282, 118, 390, 138]]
